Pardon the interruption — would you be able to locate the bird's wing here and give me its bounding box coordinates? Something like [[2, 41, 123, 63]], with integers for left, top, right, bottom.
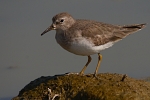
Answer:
[[75, 20, 121, 46], [74, 20, 146, 46]]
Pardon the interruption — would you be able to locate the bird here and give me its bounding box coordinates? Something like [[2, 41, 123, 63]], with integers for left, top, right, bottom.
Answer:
[[41, 12, 146, 76]]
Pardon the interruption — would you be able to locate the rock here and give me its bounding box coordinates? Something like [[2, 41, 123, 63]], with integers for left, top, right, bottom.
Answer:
[[12, 73, 150, 100]]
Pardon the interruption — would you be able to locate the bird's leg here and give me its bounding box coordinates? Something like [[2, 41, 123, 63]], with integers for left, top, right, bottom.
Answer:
[[79, 56, 92, 75], [94, 53, 102, 76]]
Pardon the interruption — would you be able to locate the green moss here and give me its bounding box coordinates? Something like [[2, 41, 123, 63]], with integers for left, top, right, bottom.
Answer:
[[12, 73, 150, 100]]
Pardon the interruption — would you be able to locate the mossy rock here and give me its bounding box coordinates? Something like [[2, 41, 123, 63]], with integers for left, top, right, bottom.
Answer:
[[143, 77, 150, 82], [12, 73, 150, 100]]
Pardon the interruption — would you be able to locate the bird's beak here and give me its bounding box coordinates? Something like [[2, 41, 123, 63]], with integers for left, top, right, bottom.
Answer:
[[41, 24, 56, 36]]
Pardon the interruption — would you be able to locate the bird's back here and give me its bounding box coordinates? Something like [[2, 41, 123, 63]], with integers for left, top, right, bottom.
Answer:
[[69, 19, 146, 46]]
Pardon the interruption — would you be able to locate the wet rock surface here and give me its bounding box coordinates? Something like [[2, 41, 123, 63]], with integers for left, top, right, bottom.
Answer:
[[12, 73, 150, 100]]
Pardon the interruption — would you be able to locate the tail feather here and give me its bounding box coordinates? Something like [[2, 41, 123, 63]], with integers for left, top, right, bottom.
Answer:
[[112, 23, 146, 41], [120, 23, 146, 36], [122, 23, 146, 29]]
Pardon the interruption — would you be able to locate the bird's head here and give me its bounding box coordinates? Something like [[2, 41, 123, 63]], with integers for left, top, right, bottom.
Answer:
[[41, 12, 75, 36]]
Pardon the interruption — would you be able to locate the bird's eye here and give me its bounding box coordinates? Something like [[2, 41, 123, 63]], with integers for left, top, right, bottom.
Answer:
[[60, 19, 64, 23]]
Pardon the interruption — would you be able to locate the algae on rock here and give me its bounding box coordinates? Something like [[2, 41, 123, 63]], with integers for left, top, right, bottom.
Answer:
[[12, 73, 150, 100]]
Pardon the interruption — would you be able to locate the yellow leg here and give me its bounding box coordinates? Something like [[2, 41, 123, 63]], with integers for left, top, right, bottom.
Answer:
[[94, 53, 102, 75], [79, 56, 92, 75]]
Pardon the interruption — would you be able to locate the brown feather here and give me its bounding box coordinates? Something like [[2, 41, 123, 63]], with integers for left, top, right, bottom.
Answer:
[[68, 20, 146, 46]]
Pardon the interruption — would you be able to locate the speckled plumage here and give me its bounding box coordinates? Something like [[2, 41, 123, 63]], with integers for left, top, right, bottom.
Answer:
[[41, 12, 146, 75]]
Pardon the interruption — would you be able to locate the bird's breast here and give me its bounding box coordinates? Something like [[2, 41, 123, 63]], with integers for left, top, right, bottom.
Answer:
[[55, 31, 71, 50]]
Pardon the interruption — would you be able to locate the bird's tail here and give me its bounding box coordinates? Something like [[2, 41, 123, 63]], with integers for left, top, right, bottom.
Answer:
[[111, 23, 146, 42], [122, 23, 146, 35]]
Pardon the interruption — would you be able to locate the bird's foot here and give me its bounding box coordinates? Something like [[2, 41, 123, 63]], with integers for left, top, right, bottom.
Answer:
[[93, 73, 100, 80], [65, 72, 79, 75], [79, 71, 85, 76]]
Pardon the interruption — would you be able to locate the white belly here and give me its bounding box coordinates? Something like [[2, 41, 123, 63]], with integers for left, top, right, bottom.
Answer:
[[69, 37, 114, 56], [55, 31, 114, 56]]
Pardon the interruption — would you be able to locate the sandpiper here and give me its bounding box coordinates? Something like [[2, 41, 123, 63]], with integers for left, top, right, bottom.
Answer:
[[41, 12, 146, 76]]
